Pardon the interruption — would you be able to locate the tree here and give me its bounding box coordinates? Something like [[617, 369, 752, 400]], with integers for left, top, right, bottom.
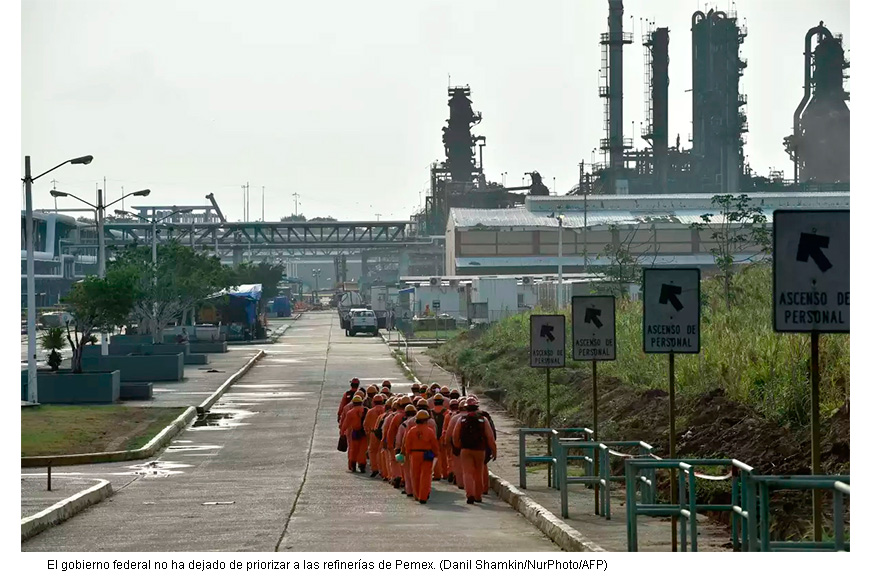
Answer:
[[109, 242, 235, 343], [309, 216, 338, 222], [232, 261, 285, 309], [280, 214, 307, 222], [691, 194, 771, 309], [61, 272, 137, 373], [595, 224, 650, 299], [40, 327, 65, 371]]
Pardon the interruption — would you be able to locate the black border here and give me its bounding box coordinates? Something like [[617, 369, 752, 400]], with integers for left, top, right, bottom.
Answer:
[[571, 295, 617, 361], [530, 314, 566, 368], [772, 209, 850, 334], [642, 267, 701, 354]]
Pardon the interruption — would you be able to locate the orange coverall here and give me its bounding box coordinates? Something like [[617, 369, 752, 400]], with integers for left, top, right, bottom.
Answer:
[[430, 407, 449, 479], [340, 404, 368, 470], [402, 422, 440, 502], [337, 388, 358, 424], [444, 411, 468, 488], [452, 413, 497, 501], [364, 403, 386, 474], [385, 412, 411, 483]]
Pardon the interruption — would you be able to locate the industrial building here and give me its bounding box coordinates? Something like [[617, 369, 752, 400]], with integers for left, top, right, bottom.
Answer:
[[444, 191, 849, 276]]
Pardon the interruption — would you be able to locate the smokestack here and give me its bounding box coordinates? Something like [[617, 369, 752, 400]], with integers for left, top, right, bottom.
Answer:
[[609, 0, 625, 173]]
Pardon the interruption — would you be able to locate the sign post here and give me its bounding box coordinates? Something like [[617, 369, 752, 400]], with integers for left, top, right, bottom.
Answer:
[[530, 315, 566, 487], [644, 268, 701, 551], [773, 209, 849, 541], [572, 295, 616, 514]]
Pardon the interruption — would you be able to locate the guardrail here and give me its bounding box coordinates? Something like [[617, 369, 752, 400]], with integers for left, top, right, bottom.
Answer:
[[554, 440, 657, 520], [751, 475, 850, 552], [517, 425, 851, 552]]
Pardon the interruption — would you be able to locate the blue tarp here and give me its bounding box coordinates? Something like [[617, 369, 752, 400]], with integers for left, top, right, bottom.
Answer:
[[207, 284, 263, 326]]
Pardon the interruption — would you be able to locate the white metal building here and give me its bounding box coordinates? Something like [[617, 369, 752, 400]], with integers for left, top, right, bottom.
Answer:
[[445, 192, 850, 276]]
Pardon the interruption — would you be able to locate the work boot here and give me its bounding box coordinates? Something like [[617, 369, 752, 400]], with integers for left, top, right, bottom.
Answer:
[[392, 477, 401, 488], [419, 499, 427, 504], [348, 462, 356, 472], [370, 470, 379, 478], [447, 473, 455, 484], [466, 498, 475, 505], [358, 465, 366, 474]]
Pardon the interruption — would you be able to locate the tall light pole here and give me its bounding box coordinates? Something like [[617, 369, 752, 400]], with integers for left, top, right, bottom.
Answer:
[[557, 214, 564, 310], [51, 187, 150, 354], [23, 154, 93, 403], [312, 268, 321, 305]]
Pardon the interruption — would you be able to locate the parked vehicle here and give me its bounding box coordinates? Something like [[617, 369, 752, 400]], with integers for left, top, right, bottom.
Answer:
[[347, 308, 378, 337]]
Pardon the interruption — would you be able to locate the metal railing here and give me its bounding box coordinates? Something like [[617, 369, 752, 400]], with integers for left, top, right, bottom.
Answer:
[[751, 475, 850, 552], [553, 439, 658, 520]]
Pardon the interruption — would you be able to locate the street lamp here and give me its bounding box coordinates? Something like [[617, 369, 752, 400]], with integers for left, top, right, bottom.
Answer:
[[22, 154, 93, 404], [312, 268, 321, 304], [52, 187, 150, 354], [549, 213, 565, 310]]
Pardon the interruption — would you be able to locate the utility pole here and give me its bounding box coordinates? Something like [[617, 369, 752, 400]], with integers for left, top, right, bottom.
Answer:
[[261, 186, 265, 222], [375, 213, 382, 221], [246, 181, 250, 222], [292, 192, 300, 217], [51, 179, 58, 212]]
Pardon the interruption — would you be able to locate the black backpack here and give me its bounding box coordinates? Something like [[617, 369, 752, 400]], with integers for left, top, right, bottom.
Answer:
[[433, 409, 447, 439], [459, 413, 486, 450], [479, 410, 496, 441]]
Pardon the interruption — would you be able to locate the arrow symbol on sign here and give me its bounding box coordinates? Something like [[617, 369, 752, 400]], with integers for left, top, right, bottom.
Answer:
[[796, 232, 832, 272], [659, 284, 684, 311], [540, 324, 556, 342], [584, 307, 603, 328]]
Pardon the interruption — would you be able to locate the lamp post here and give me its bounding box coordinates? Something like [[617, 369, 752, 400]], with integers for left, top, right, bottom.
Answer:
[[23, 154, 93, 404], [557, 214, 564, 310], [312, 268, 321, 305], [51, 187, 150, 354]]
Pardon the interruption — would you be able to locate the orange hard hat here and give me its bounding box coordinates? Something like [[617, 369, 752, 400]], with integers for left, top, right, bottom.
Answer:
[[366, 385, 378, 395]]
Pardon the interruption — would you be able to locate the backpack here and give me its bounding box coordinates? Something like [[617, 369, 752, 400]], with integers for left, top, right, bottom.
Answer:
[[374, 412, 388, 440], [459, 412, 486, 450], [479, 410, 496, 441], [433, 409, 447, 439]]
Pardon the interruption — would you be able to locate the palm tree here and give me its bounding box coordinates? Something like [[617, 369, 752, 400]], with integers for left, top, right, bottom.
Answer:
[[40, 327, 65, 371]]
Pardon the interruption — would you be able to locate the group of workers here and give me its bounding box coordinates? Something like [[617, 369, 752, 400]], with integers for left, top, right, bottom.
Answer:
[[337, 377, 497, 505]]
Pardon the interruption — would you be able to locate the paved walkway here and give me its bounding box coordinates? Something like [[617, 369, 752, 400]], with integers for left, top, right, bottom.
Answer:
[[402, 346, 732, 552], [19, 319, 295, 524], [22, 312, 558, 552]]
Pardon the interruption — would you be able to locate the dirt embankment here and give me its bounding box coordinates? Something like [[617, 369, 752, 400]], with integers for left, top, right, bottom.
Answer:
[[460, 361, 849, 540]]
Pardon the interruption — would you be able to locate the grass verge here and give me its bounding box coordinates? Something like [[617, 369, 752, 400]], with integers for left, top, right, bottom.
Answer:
[[22, 406, 186, 456]]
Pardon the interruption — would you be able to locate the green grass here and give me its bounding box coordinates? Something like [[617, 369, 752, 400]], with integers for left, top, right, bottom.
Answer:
[[406, 329, 463, 341], [436, 264, 849, 426], [22, 406, 185, 456]]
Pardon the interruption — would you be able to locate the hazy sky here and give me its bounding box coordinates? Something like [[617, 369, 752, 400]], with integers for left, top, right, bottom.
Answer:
[[21, 0, 849, 222]]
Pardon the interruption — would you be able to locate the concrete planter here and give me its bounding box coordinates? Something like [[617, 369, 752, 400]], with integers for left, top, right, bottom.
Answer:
[[20, 370, 120, 404], [109, 334, 155, 345], [185, 354, 209, 365], [120, 382, 153, 400], [80, 353, 184, 382], [85, 344, 200, 364]]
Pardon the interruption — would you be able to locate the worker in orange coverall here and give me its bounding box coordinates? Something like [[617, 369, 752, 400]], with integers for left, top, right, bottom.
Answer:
[[402, 410, 440, 504], [441, 397, 460, 483], [337, 378, 361, 425], [385, 398, 413, 488], [444, 398, 468, 489], [377, 398, 397, 482], [452, 397, 497, 504], [395, 404, 420, 497], [340, 395, 369, 473], [364, 394, 387, 478], [429, 393, 449, 480]]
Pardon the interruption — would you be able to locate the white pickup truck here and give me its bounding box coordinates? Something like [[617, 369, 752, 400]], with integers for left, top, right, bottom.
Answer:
[[348, 308, 378, 337]]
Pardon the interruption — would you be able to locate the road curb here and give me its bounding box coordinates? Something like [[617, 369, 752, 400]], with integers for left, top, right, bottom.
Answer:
[[196, 349, 266, 414], [21, 478, 113, 541], [488, 472, 606, 552], [386, 338, 605, 552], [21, 350, 265, 467]]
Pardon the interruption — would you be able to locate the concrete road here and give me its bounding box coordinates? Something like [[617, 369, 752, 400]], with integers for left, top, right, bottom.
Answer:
[[23, 312, 557, 552]]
